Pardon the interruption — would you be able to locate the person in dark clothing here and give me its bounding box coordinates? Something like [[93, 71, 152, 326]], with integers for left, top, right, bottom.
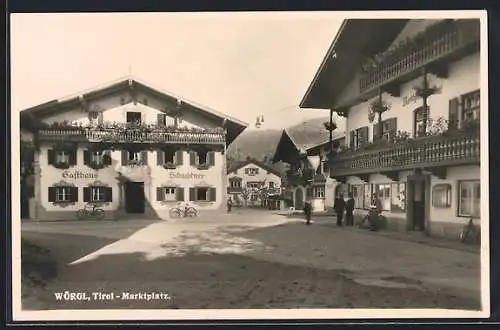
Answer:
[[333, 193, 345, 226], [303, 198, 313, 225], [345, 192, 355, 226], [227, 197, 233, 213]]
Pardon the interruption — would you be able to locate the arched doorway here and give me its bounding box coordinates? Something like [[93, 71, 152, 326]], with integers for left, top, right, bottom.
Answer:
[[294, 188, 304, 210]]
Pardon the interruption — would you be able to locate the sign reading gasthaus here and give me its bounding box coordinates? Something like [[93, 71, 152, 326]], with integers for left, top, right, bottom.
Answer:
[[169, 172, 206, 179], [62, 170, 98, 179]]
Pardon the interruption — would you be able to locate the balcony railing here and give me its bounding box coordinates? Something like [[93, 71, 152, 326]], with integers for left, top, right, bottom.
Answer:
[[37, 128, 226, 145], [227, 187, 243, 193], [359, 19, 480, 93], [329, 131, 480, 176]]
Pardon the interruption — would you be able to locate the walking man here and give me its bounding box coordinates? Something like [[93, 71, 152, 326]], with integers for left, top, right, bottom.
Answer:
[[303, 198, 313, 225], [334, 193, 345, 226], [345, 192, 355, 226]]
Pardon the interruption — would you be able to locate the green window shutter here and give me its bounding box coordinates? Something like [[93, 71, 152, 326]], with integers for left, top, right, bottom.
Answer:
[[189, 188, 196, 201], [176, 187, 185, 201], [189, 151, 196, 166], [48, 187, 56, 202], [47, 149, 55, 165], [208, 151, 215, 166], [156, 187, 165, 201], [121, 150, 128, 165], [71, 187, 78, 202], [104, 187, 113, 202], [157, 150, 165, 166], [176, 150, 184, 166], [84, 150, 90, 165], [83, 187, 91, 202], [141, 151, 148, 165], [209, 187, 217, 202], [448, 98, 459, 130]]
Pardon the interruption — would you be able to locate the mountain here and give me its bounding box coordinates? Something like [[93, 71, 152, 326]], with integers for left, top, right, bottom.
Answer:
[[227, 116, 344, 163]]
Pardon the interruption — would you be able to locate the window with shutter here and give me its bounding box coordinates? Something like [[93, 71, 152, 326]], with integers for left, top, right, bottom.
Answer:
[[448, 98, 459, 130], [156, 187, 165, 201], [189, 188, 196, 201], [176, 150, 184, 166], [83, 187, 91, 202], [189, 151, 197, 166], [209, 187, 216, 202], [48, 187, 56, 202], [69, 149, 77, 165], [157, 150, 165, 166], [121, 150, 128, 165], [349, 131, 355, 149], [71, 187, 79, 202], [176, 187, 185, 201], [208, 151, 215, 166], [157, 113, 166, 127], [90, 187, 105, 202], [47, 149, 55, 165], [104, 151, 112, 165], [141, 151, 148, 165], [104, 187, 113, 202], [84, 150, 91, 165]]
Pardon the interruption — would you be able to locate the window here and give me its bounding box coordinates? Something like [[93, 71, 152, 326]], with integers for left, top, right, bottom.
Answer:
[[380, 118, 397, 141], [432, 184, 452, 208], [163, 187, 177, 201], [129, 151, 141, 161], [230, 180, 242, 188], [164, 149, 176, 164], [351, 184, 364, 209], [374, 183, 391, 211], [56, 150, 70, 164], [126, 112, 141, 125], [91, 151, 104, 165], [458, 181, 480, 218], [462, 90, 480, 121], [269, 182, 275, 189], [391, 183, 407, 212], [350, 126, 368, 150], [196, 187, 209, 201], [414, 106, 429, 137], [363, 184, 372, 209], [56, 187, 72, 202], [314, 186, 325, 199], [91, 187, 105, 202], [245, 167, 259, 176], [247, 182, 261, 189], [198, 151, 208, 165]]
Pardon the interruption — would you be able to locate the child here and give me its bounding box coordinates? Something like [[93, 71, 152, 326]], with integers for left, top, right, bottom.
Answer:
[[303, 198, 313, 225]]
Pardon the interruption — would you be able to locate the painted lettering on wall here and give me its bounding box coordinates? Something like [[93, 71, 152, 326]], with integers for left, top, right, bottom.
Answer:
[[62, 170, 98, 179], [169, 172, 206, 179]]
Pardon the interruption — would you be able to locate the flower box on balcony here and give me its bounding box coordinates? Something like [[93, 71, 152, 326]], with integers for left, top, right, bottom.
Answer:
[[163, 162, 178, 170]]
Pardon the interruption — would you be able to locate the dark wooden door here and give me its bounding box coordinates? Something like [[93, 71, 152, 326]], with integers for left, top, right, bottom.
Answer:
[[125, 182, 145, 213]]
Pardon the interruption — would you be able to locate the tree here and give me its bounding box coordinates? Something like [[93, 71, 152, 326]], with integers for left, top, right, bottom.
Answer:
[[240, 188, 250, 207]]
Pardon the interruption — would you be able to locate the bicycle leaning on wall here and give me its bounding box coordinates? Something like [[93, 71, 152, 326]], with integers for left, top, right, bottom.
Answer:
[[459, 218, 480, 244], [76, 203, 105, 220], [169, 202, 198, 218]]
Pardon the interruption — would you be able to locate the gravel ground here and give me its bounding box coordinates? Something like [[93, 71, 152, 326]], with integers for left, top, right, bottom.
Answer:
[[21, 232, 480, 311]]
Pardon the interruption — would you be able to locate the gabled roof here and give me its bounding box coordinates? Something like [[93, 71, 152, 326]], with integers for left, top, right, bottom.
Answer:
[[227, 158, 283, 178], [300, 19, 409, 109], [19, 76, 248, 145]]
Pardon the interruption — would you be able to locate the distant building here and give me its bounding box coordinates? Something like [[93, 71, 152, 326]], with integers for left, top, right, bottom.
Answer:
[[19, 77, 247, 220], [273, 128, 345, 212], [226, 159, 284, 209], [300, 18, 481, 238]]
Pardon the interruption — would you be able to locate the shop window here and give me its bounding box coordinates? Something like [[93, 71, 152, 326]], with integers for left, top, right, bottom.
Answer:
[[156, 186, 184, 202], [458, 180, 480, 218], [391, 183, 407, 212], [432, 184, 452, 208], [83, 186, 112, 203], [48, 186, 78, 204]]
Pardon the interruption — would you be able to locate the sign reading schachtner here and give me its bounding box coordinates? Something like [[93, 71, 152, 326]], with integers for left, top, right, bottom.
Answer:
[[169, 172, 206, 179]]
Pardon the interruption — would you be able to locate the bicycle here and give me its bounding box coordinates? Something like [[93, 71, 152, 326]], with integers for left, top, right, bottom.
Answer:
[[76, 203, 105, 220], [169, 203, 198, 218], [459, 218, 480, 244]]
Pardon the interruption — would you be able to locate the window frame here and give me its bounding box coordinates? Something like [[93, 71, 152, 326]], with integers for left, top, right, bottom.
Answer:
[[55, 186, 72, 202], [432, 184, 452, 209], [91, 186, 106, 202], [196, 187, 209, 202], [163, 187, 177, 202], [457, 180, 480, 218], [126, 111, 142, 125], [351, 184, 365, 210], [314, 186, 325, 199], [461, 90, 480, 122], [56, 150, 70, 164], [374, 183, 391, 212]]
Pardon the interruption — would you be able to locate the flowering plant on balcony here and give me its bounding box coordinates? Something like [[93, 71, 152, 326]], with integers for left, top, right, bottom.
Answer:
[[323, 121, 337, 132], [368, 98, 391, 123]]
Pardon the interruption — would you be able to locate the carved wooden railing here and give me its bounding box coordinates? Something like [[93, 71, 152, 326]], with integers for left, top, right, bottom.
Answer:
[[330, 131, 480, 176], [359, 19, 480, 93], [37, 128, 226, 145], [227, 187, 243, 193]]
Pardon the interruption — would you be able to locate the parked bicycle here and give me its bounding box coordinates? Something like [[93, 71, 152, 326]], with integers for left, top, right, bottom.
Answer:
[[77, 203, 105, 220], [459, 218, 480, 244], [169, 203, 198, 218]]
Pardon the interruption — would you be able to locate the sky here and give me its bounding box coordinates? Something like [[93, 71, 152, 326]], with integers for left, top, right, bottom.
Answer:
[[10, 12, 342, 130]]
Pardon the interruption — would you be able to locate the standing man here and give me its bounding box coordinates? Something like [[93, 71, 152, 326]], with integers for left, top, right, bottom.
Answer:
[[303, 197, 313, 225], [345, 192, 355, 226], [334, 193, 345, 226], [227, 196, 233, 213]]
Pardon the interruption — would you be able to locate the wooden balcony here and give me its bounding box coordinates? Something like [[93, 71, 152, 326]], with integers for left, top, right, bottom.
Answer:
[[37, 128, 226, 145], [329, 130, 480, 180], [359, 19, 480, 94], [227, 187, 243, 193]]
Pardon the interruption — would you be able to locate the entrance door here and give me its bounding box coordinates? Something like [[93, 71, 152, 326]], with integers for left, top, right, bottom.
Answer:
[[407, 177, 427, 231], [124, 182, 145, 213], [295, 188, 304, 210]]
